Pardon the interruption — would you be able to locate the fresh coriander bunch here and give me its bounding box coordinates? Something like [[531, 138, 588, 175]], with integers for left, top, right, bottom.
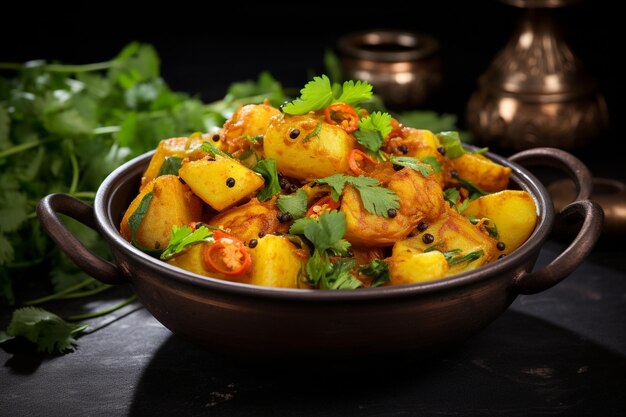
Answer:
[[0, 43, 284, 307]]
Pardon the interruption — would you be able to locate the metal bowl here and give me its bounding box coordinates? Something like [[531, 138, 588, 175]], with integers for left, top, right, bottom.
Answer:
[[37, 148, 602, 356]]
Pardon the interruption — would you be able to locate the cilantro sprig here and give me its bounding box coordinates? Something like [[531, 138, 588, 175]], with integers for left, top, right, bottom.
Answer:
[[315, 174, 399, 218], [277, 190, 308, 220], [0, 307, 88, 354], [289, 211, 358, 289], [252, 159, 281, 201], [389, 155, 442, 177], [160, 225, 214, 260], [353, 111, 393, 153], [282, 75, 373, 115]]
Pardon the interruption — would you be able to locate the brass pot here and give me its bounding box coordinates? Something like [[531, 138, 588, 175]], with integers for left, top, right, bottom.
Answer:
[[337, 30, 442, 110], [466, 6, 608, 152]]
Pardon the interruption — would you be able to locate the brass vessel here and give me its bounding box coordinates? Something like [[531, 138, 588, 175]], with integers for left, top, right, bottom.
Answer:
[[337, 30, 442, 110], [466, 0, 608, 152]]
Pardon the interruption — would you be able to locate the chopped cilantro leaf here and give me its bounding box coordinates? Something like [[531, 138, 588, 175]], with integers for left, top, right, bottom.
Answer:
[[160, 225, 214, 260], [282, 75, 333, 115], [437, 131, 466, 158], [277, 190, 308, 220], [360, 259, 390, 288], [335, 80, 374, 106], [252, 159, 281, 201], [315, 174, 399, 217], [201, 141, 232, 158], [389, 155, 433, 176], [157, 156, 183, 177]]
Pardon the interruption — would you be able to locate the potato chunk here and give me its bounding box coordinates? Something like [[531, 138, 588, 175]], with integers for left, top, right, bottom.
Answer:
[[120, 175, 203, 250], [140, 134, 222, 190], [450, 153, 511, 192], [395, 209, 498, 276], [208, 198, 288, 243], [166, 243, 249, 283], [462, 190, 537, 254], [179, 156, 264, 211], [389, 248, 448, 285], [264, 115, 354, 180], [249, 235, 308, 288], [342, 166, 446, 246]]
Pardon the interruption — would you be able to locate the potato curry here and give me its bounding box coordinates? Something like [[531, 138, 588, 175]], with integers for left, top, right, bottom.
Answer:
[[120, 76, 537, 289]]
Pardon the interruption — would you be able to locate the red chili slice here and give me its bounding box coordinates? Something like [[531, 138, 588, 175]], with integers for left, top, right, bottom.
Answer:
[[202, 231, 252, 276], [325, 103, 359, 133], [348, 149, 377, 175], [306, 194, 341, 218]]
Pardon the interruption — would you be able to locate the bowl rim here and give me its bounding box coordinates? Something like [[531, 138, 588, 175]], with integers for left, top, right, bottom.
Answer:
[[94, 147, 554, 301]]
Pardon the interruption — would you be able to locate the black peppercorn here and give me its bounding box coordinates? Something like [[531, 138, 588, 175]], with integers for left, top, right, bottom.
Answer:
[[258, 230, 266, 238], [417, 221, 429, 232], [437, 146, 445, 155], [398, 144, 408, 154], [387, 208, 398, 218], [393, 164, 403, 171], [450, 170, 459, 179], [279, 178, 290, 189], [496, 241, 506, 251], [422, 233, 435, 244], [248, 239, 258, 248], [226, 177, 236, 187], [212, 134, 220, 142], [289, 128, 300, 139]]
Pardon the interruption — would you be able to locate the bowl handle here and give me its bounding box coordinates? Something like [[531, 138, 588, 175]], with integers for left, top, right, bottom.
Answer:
[[508, 147, 604, 294], [37, 193, 125, 285]]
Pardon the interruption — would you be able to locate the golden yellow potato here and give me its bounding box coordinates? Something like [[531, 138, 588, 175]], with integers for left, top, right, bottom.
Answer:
[[140, 134, 224, 190], [462, 190, 537, 254], [450, 153, 511, 192], [222, 102, 281, 140], [120, 175, 204, 250], [342, 166, 446, 246], [208, 198, 289, 243], [389, 248, 448, 285], [264, 114, 355, 180], [179, 156, 264, 211], [399, 209, 498, 276], [248, 234, 308, 288]]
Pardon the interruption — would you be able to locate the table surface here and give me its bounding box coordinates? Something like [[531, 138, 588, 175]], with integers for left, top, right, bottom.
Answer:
[[1, 238, 625, 417]]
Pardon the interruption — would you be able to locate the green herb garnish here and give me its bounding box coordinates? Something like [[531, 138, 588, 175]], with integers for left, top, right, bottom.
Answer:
[[128, 191, 154, 249], [437, 131, 466, 158], [389, 155, 434, 176], [282, 75, 373, 115], [315, 174, 399, 218], [0, 307, 88, 354], [353, 111, 393, 152], [252, 158, 281, 201], [302, 122, 322, 143], [157, 156, 183, 177], [201, 141, 232, 158], [160, 225, 214, 260], [359, 259, 390, 288], [277, 190, 308, 220]]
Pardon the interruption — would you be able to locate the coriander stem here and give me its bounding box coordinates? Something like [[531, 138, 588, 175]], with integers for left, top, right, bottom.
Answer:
[[67, 294, 138, 321], [68, 146, 80, 195], [0, 61, 114, 73], [0, 140, 44, 159], [57, 284, 112, 299], [72, 191, 96, 199], [23, 278, 96, 305], [93, 126, 121, 135]]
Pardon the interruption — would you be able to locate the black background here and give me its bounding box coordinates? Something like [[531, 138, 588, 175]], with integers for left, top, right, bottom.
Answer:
[[0, 1, 621, 165]]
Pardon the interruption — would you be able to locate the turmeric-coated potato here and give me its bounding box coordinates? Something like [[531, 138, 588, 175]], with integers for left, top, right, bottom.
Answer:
[[264, 115, 355, 180], [179, 156, 264, 211], [208, 198, 289, 243], [396, 209, 498, 276], [342, 166, 446, 246], [463, 190, 537, 254], [120, 175, 204, 250], [450, 153, 511, 192], [385, 128, 447, 186], [140, 134, 222, 190], [389, 247, 448, 285], [248, 235, 308, 288], [217, 102, 281, 157]]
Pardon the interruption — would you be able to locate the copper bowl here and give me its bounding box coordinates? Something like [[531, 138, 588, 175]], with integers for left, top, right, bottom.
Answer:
[[37, 148, 602, 356]]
